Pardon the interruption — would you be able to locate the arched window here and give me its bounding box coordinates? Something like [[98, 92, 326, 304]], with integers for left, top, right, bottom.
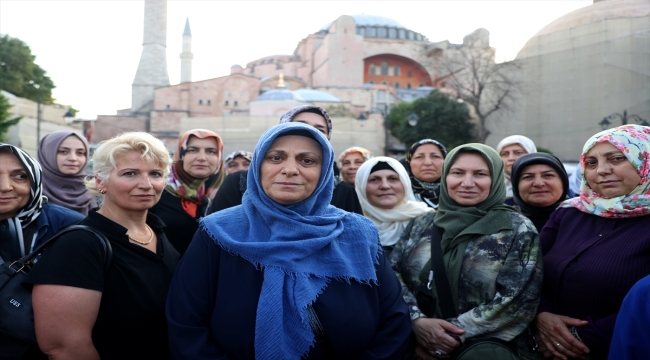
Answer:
[[381, 81, 388, 85], [198, 99, 203, 105], [407, 70, 412, 78], [165, 104, 170, 109], [407, 83, 412, 89], [225, 100, 229, 106], [234, 100, 238, 106], [207, 100, 212, 105], [378, 27, 387, 38], [394, 82, 400, 89], [393, 66, 400, 76], [388, 28, 396, 39], [381, 61, 388, 75], [369, 64, 376, 75], [368, 80, 374, 84]]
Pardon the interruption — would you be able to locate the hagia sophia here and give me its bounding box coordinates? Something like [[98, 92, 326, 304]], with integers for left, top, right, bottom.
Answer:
[[6, 0, 648, 160], [93, 3, 494, 157]]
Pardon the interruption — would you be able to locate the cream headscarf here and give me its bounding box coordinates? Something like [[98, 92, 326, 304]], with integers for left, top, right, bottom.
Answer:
[[355, 156, 433, 247], [496, 135, 537, 199]]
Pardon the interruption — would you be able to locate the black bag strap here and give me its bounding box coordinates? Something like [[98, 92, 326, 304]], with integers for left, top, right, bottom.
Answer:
[[306, 304, 338, 359], [14, 224, 113, 273], [428, 224, 458, 319]]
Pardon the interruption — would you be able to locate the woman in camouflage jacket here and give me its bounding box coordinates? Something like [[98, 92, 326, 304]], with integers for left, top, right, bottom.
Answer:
[[388, 143, 543, 359]]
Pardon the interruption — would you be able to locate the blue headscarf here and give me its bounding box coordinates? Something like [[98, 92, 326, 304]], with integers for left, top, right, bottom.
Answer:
[[201, 122, 380, 358]]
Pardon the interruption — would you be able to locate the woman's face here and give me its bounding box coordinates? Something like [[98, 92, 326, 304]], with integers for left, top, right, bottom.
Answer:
[[0, 152, 31, 220], [291, 112, 329, 138], [182, 136, 220, 179], [500, 144, 527, 175], [56, 135, 87, 175], [410, 144, 444, 182], [97, 151, 165, 212], [584, 142, 641, 198], [365, 169, 405, 210], [446, 153, 492, 206], [518, 164, 564, 207], [261, 135, 323, 205], [226, 155, 251, 174], [341, 152, 365, 185]]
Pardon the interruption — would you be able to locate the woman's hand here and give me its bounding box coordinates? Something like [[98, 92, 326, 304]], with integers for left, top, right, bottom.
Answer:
[[535, 312, 590, 360], [412, 317, 464, 358]]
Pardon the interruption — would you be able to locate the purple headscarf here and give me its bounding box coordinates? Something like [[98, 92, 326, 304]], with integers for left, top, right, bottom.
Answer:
[[37, 130, 95, 215]]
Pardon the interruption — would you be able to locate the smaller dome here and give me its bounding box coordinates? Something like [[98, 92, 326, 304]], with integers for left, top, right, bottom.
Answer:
[[257, 89, 304, 101], [293, 89, 340, 102], [231, 64, 242, 68]]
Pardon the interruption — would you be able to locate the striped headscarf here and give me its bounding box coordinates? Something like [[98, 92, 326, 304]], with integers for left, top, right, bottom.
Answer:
[[0, 144, 44, 228]]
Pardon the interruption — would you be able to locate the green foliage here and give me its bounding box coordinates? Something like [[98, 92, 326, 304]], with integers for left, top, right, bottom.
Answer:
[[386, 90, 475, 150], [0, 34, 55, 104], [0, 93, 22, 142], [536, 146, 553, 155]]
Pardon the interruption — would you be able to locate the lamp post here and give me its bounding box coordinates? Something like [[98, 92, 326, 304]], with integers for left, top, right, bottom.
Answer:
[[600, 110, 649, 130], [63, 110, 75, 124], [407, 113, 419, 127], [29, 81, 41, 148], [356, 112, 368, 127]]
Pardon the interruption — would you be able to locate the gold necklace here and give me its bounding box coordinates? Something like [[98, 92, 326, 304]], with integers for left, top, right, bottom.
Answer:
[[128, 225, 154, 245]]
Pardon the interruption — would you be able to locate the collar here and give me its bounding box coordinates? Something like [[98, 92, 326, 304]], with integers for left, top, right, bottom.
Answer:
[[84, 210, 166, 239]]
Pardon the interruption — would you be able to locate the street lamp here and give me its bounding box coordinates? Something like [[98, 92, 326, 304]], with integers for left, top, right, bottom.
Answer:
[[407, 113, 419, 127], [64, 110, 75, 124], [356, 112, 368, 127], [29, 81, 41, 148], [600, 110, 649, 130]]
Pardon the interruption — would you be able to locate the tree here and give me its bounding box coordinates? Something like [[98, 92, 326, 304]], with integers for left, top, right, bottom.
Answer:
[[0, 35, 55, 104], [0, 93, 22, 142], [434, 35, 520, 143], [386, 89, 474, 150]]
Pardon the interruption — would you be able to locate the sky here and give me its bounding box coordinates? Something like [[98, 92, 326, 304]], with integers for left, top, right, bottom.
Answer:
[[0, 0, 592, 120]]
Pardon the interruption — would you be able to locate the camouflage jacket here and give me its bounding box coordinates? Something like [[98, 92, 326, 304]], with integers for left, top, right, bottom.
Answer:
[[387, 211, 543, 342]]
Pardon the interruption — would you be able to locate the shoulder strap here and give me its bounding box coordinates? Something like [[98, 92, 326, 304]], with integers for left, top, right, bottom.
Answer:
[[306, 304, 337, 359], [19, 224, 113, 273], [428, 225, 458, 319]]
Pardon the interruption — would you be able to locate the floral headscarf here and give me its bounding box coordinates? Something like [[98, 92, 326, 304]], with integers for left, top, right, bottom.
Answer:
[[560, 125, 650, 218], [166, 129, 224, 217], [279, 105, 333, 140]]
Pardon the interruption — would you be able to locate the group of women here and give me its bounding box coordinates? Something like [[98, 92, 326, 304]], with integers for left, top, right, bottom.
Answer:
[[1, 102, 649, 359]]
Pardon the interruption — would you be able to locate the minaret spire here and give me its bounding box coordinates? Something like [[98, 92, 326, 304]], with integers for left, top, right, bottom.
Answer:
[[180, 17, 193, 83], [131, 0, 170, 112]]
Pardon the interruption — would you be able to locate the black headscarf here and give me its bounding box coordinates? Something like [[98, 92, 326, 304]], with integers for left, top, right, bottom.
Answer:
[[405, 139, 447, 207], [511, 153, 569, 232]]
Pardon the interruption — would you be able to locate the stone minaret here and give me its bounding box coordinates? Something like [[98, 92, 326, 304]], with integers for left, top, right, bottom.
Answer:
[[131, 0, 170, 112], [180, 18, 193, 83]]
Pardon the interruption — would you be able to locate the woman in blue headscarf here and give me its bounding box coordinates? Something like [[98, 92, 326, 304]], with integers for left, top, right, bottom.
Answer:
[[166, 122, 411, 359]]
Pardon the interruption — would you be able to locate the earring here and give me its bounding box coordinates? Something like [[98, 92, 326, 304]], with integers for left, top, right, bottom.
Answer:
[[99, 189, 106, 195]]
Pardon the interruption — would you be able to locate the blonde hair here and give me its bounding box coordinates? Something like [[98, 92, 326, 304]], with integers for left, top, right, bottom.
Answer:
[[84, 132, 171, 194]]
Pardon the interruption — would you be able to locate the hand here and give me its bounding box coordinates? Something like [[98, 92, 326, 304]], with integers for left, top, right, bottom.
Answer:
[[535, 312, 590, 360], [412, 318, 464, 358]]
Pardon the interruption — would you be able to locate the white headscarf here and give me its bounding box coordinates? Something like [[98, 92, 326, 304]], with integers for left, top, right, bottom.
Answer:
[[495, 135, 537, 199], [355, 156, 433, 247]]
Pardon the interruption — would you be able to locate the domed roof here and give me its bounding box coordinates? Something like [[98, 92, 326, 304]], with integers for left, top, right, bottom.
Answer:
[[319, 15, 407, 32], [517, 0, 649, 59], [293, 89, 340, 102], [257, 89, 304, 101]]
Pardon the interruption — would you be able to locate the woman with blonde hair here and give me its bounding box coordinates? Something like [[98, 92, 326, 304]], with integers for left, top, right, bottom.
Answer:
[[338, 146, 373, 185], [27, 132, 180, 359]]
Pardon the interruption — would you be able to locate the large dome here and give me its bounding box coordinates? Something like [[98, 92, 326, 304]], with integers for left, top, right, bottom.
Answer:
[[317, 15, 426, 41], [517, 0, 649, 59]]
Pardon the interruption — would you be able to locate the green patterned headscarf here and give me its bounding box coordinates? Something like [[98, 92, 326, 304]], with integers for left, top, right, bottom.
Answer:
[[434, 143, 517, 306]]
